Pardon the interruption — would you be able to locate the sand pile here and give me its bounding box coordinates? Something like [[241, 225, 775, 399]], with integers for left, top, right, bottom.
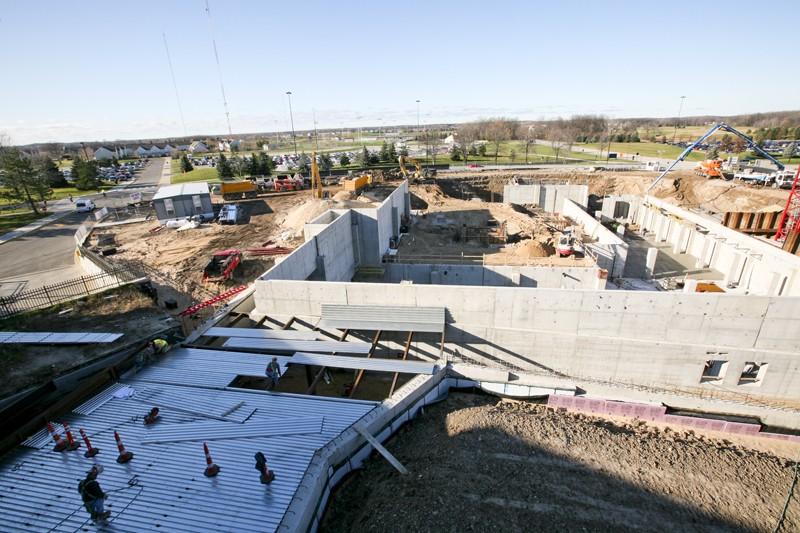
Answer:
[[279, 198, 333, 233], [511, 239, 555, 258]]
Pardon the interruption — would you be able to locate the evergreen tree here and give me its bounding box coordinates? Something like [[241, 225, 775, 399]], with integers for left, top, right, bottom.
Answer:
[[706, 145, 720, 160], [259, 153, 273, 176], [296, 152, 311, 173], [339, 153, 351, 167], [0, 148, 51, 214], [388, 142, 397, 161], [358, 146, 370, 166], [73, 157, 101, 190], [468, 145, 478, 156], [477, 144, 487, 157], [319, 153, 333, 173], [37, 157, 68, 188], [217, 154, 234, 179], [449, 145, 462, 161], [180, 154, 194, 173], [379, 141, 390, 162]]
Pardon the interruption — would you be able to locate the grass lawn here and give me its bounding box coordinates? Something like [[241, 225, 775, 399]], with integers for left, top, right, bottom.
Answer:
[[0, 211, 49, 233], [171, 165, 220, 184], [582, 142, 710, 162], [423, 140, 608, 166]]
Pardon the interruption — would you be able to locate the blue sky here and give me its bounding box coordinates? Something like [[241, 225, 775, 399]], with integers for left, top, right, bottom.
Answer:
[[1, 0, 798, 144]]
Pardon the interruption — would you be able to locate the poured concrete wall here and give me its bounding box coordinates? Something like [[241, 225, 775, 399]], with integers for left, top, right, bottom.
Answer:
[[561, 199, 628, 279], [353, 181, 409, 265], [503, 183, 588, 212], [636, 196, 800, 296], [383, 263, 605, 289], [253, 280, 800, 410]]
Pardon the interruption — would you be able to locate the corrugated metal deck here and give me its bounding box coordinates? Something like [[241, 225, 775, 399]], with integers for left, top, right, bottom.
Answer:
[[203, 327, 319, 340], [222, 337, 372, 354], [141, 416, 324, 444], [0, 362, 376, 532], [0, 332, 123, 344], [290, 352, 438, 374], [319, 304, 445, 333]]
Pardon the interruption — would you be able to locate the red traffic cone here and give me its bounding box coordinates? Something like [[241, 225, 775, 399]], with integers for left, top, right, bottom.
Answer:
[[114, 431, 134, 463], [47, 422, 67, 452], [62, 422, 81, 451], [79, 428, 99, 458], [203, 442, 220, 477]]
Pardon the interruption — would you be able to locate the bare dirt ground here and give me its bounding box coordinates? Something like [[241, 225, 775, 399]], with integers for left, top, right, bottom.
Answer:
[[406, 184, 593, 266], [322, 393, 799, 533], [441, 168, 789, 214], [0, 286, 170, 398]]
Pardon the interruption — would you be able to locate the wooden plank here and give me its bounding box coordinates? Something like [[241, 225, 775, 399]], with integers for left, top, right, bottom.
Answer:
[[389, 331, 414, 396], [354, 425, 408, 475], [348, 330, 381, 398]]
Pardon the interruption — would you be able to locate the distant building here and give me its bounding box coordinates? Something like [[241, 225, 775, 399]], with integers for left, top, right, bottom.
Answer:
[[151, 182, 214, 222], [443, 134, 456, 146], [162, 144, 176, 156], [217, 139, 242, 152], [190, 141, 208, 153], [135, 146, 150, 158], [93, 146, 115, 160]]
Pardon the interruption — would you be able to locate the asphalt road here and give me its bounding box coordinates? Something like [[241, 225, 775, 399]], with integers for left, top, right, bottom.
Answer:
[[0, 159, 165, 280]]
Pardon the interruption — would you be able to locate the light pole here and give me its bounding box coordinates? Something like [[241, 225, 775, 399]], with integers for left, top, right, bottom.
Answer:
[[286, 91, 298, 157], [415, 100, 421, 131], [671, 95, 686, 144]]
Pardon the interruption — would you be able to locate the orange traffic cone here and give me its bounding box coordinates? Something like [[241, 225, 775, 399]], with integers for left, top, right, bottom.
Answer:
[[62, 422, 81, 451], [79, 428, 99, 458], [203, 442, 220, 477], [114, 431, 134, 463], [47, 422, 67, 452]]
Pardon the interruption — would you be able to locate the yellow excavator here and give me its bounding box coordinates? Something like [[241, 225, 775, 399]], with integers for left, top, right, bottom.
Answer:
[[398, 155, 436, 182], [310, 151, 324, 199]]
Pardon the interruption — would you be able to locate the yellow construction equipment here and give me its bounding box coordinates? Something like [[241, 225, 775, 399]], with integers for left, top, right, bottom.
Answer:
[[310, 151, 324, 199], [398, 155, 436, 181], [343, 174, 372, 192]]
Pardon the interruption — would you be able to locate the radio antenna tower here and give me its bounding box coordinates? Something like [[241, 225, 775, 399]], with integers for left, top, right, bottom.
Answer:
[[204, 0, 232, 135]]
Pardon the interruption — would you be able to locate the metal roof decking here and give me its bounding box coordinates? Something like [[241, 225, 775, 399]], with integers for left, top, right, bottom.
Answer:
[[0, 332, 123, 344], [203, 327, 319, 340], [141, 416, 324, 444], [290, 352, 439, 374], [319, 304, 446, 333], [222, 337, 372, 354], [0, 377, 376, 532]]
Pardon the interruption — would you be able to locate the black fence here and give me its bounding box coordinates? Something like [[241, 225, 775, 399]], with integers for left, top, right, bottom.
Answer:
[[0, 268, 144, 319]]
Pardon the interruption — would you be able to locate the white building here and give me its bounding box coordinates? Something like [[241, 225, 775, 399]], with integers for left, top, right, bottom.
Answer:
[[93, 146, 115, 160], [135, 146, 150, 158], [190, 141, 208, 153], [443, 134, 456, 146]]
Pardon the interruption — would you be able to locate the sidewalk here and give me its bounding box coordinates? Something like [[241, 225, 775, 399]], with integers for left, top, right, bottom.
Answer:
[[0, 206, 73, 245]]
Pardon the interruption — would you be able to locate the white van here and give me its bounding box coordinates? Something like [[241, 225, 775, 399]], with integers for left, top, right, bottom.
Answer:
[[75, 198, 96, 212]]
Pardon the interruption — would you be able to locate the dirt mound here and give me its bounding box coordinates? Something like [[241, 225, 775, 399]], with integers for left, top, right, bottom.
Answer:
[[279, 198, 334, 234], [333, 190, 353, 201], [321, 393, 799, 533], [511, 239, 555, 258]]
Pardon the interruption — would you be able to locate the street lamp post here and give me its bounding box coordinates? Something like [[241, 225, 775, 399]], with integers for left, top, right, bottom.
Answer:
[[671, 95, 686, 144], [416, 100, 421, 131], [286, 91, 298, 157]]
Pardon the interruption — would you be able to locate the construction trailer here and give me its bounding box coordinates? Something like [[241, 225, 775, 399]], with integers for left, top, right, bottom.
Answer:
[[152, 183, 214, 223]]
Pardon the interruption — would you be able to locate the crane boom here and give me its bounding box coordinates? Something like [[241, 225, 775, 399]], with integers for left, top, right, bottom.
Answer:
[[646, 122, 784, 194]]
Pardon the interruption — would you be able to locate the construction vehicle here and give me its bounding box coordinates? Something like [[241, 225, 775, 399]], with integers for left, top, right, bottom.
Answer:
[[733, 168, 776, 187], [203, 249, 242, 282], [694, 159, 726, 179], [309, 151, 324, 199], [556, 229, 584, 257], [274, 175, 304, 192], [217, 203, 241, 225], [398, 155, 436, 182], [343, 173, 372, 192], [647, 123, 785, 194], [220, 181, 258, 201]]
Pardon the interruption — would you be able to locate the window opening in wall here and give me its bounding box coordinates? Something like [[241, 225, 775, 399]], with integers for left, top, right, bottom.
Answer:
[[700, 358, 728, 383], [738, 362, 767, 386], [192, 195, 203, 213], [164, 198, 175, 216]]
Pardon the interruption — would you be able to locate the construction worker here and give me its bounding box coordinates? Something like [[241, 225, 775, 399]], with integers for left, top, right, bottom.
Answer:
[[265, 357, 282, 390], [78, 465, 111, 522], [150, 338, 170, 355]]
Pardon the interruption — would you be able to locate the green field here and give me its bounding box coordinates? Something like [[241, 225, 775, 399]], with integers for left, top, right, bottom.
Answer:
[[170, 160, 220, 184], [582, 142, 709, 162], [0, 211, 48, 233], [420, 140, 614, 166]]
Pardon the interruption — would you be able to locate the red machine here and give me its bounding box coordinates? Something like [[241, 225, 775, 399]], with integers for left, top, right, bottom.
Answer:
[[203, 249, 242, 282], [775, 166, 800, 248]]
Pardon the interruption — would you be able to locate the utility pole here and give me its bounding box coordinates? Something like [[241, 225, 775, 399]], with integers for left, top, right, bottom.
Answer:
[[671, 95, 686, 144], [286, 91, 298, 157], [312, 108, 320, 153], [415, 100, 421, 131]]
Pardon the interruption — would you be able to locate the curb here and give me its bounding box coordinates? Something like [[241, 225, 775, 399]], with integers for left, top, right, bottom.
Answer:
[[0, 210, 73, 246]]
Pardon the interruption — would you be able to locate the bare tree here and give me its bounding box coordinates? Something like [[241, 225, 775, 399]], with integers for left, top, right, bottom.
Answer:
[[484, 118, 519, 164], [457, 123, 480, 165]]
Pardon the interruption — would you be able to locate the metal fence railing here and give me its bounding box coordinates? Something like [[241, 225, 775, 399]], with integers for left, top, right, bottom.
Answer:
[[0, 267, 145, 319]]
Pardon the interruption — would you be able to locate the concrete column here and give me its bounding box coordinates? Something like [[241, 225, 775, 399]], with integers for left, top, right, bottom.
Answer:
[[683, 279, 698, 293], [695, 236, 710, 269], [724, 253, 743, 287], [671, 226, 685, 254], [656, 216, 670, 242], [680, 226, 693, 254], [645, 247, 658, 279]]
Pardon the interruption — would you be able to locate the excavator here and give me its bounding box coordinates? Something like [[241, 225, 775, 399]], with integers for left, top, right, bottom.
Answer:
[[310, 151, 324, 199], [647, 122, 784, 193], [398, 155, 436, 182]]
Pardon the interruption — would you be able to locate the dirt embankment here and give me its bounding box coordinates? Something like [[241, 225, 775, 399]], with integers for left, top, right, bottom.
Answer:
[[322, 393, 799, 533]]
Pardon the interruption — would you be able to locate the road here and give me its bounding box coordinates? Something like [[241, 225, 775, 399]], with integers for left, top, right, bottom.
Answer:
[[0, 159, 165, 294]]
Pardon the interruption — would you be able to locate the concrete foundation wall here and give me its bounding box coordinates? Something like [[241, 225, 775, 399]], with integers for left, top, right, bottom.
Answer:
[[503, 183, 588, 212], [253, 280, 800, 408], [636, 196, 800, 296], [353, 181, 409, 265], [561, 199, 628, 279], [383, 263, 605, 289]]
